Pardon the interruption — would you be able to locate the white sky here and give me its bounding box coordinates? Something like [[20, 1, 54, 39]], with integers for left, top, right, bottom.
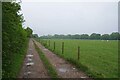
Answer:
[[20, 0, 119, 2], [21, 0, 119, 36]]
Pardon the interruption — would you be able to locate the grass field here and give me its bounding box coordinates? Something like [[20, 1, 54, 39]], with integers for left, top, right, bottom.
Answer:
[[38, 39, 118, 78]]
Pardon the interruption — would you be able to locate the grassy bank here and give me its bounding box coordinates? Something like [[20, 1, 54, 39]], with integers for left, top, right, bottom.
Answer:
[[33, 41, 58, 78], [11, 38, 29, 78], [2, 38, 29, 78], [13, 38, 29, 77]]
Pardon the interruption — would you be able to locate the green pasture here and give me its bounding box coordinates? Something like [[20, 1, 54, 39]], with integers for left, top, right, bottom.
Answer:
[[38, 39, 118, 78]]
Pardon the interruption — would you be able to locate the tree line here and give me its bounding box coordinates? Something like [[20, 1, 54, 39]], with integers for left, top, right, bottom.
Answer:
[[2, 2, 33, 78], [40, 32, 120, 40]]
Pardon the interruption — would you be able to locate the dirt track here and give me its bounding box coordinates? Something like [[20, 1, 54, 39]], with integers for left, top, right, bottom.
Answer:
[[34, 40, 89, 78], [18, 39, 90, 78], [18, 39, 49, 78]]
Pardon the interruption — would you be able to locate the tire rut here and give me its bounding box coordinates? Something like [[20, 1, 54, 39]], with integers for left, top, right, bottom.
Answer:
[[34, 40, 91, 78], [18, 39, 49, 78]]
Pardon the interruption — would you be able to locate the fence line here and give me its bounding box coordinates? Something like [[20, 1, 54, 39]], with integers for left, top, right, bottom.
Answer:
[[54, 42, 55, 51], [49, 40, 50, 47], [40, 40, 81, 61], [78, 46, 80, 60], [62, 42, 64, 54]]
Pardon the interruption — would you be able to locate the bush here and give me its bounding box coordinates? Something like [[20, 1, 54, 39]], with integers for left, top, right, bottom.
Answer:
[[2, 2, 32, 78]]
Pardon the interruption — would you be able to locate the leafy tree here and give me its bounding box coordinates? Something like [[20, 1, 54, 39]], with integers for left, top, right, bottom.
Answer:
[[53, 34, 59, 39], [90, 33, 101, 40], [101, 34, 110, 40], [66, 34, 72, 39], [40, 32, 119, 40], [2, 2, 31, 78], [72, 34, 80, 39], [110, 32, 119, 40], [80, 34, 89, 39], [25, 27, 33, 37], [32, 34, 38, 38]]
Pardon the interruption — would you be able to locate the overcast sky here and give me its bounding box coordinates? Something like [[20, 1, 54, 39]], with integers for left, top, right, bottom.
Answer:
[[21, 0, 118, 36]]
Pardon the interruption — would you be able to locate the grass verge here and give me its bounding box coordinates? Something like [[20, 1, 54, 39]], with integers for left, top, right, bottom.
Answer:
[[13, 38, 29, 78], [33, 41, 58, 78], [2, 38, 29, 78]]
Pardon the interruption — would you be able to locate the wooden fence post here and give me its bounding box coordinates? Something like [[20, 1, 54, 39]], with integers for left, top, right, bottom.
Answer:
[[78, 46, 80, 60], [46, 40, 47, 46], [49, 40, 50, 47], [45, 40, 47, 47], [54, 42, 55, 51], [62, 42, 64, 54]]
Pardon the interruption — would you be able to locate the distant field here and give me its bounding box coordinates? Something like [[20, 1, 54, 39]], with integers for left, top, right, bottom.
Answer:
[[38, 39, 118, 78]]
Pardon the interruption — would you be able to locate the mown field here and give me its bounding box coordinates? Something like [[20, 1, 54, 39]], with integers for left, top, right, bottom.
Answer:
[[38, 39, 118, 78]]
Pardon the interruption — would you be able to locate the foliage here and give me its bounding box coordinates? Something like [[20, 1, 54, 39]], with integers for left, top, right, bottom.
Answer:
[[80, 34, 89, 39], [32, 34, 39, 38], [25, 27, 33, 37], [110, 32, 120, 40], [101, 34, 110, 40], [40, 32, 120, 40], [2, 2, 31, 78], [90, 33, 101, 40]]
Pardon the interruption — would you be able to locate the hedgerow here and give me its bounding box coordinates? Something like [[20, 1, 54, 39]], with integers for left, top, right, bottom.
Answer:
[[2, 2, 32, 78]]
